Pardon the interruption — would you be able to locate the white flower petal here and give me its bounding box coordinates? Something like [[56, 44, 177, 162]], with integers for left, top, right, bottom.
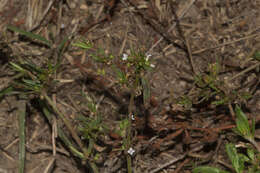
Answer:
[[127, 147, 135, 156], [122, 53, 128, 61], [145, 53, 152, 61], [150, 64, 155, 68]]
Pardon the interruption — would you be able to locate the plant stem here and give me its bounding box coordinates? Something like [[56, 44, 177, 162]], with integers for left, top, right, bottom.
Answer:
[[18, 100, 26, 173], [42, 93, 99, 172], [126, 77, 139, 173], [41, 101, 85, 159], [42, 92, 89, 157]]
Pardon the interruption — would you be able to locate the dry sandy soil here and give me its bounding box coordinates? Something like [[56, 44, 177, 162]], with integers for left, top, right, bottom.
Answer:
[[0, 0, 260, 172]]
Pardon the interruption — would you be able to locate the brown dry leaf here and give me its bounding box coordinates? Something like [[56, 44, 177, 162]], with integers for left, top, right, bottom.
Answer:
[[150, 95, 158, 107], [109, 131, 122, 140], [94, 143, 107, 152]]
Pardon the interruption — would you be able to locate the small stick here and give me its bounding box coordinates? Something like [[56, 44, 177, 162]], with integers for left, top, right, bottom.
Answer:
[[173, 158, 190, 173], [185, 36, 198, 76], [193, 33, 260, 55], [29, 0, 56, 31], [43, 157, 55, 173], [228, 103, 236, 121], [150, 154, 186, 173], [228, 62, 260, 82]]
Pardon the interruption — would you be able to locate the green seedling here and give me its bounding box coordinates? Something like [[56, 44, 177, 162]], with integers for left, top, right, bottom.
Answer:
[[233, 105, 260, 152], [226, 143, 249, 173], [193, 105, 260, 173], [8, 60, 56, 95], [112, 65, 128, 85], [177, 95, 193, 110], [73, 40, 154, 173], [77, 94, 108, 142], [187, 62, 252, 107], [193, 143, 260, 173], [1, 27, 99, 173]]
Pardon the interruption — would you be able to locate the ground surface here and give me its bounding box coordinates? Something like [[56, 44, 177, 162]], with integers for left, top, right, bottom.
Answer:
[[0, 0, 260, 173]]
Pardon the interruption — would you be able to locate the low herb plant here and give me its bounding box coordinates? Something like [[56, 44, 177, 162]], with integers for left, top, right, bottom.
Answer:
[[193, 105, 260, 173], [1, 34, 155, 173], [179, 62, 252, 108], [73, 39, 154, 173], [1, 26, 98, 173]]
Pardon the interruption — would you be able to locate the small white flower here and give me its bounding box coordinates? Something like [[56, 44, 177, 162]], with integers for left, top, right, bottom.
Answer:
[[150, 64, 155, 68], [122, 53, 128, 61], [145, 53, 152, 61], [127, 147, 135, 156], [131, 114, 135, 120]]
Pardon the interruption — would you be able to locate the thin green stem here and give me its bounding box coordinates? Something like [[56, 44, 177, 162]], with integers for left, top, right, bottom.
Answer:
[[126, 77, 139, 173], [18, 100, 26, 173]]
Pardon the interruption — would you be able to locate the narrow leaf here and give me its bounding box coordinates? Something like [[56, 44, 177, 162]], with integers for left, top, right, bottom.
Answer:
[[0, 86, 13, 99], [7, 25, 52, 47], [192, 166, 229, 173], [9, 62, 25, 72], [226, 143, 241, 173], [18, 100, 26, 173], [235, 105, 251, 139], [253, 51, 260, 61]]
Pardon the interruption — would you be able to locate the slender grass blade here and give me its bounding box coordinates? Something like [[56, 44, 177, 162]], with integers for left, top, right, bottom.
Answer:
[[7, 25, 52, 47]]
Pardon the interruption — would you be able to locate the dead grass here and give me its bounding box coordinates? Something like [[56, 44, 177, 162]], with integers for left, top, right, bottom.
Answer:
[[0, 0, 260, 172]]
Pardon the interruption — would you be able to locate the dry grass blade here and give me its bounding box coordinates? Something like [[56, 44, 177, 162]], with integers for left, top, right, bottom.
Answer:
[[193, 33, 260, 55], [147, 0, 196, 53], [150, 154, 186, 173], [26, 0, 56, 31]]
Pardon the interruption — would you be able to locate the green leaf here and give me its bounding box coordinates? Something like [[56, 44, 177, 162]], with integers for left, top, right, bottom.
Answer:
[[7, 25, 52, 47], [58, 37, 68, 55], [112, 65, 127, 84], [238, 153, 249, 171], [247, 148, 255, 161], [0, 86, 13, 99], [72, 40, 92, 49], [192, 166, 229, 173], [235, 105, 252, 140], [226, 143, 243, 173], [87, 102, 97, 113], [253, 51, 260, 61], [23, 62, 45, 74], [9, 62, 25, 72], [22, 79, 40, 86]]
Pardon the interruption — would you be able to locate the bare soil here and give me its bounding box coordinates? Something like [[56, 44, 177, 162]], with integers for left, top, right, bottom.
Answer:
[[0, 0, 260, 172]]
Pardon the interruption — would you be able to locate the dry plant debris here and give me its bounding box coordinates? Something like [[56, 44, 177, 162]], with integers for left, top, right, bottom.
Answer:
[[0, 0, 260, 173]]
